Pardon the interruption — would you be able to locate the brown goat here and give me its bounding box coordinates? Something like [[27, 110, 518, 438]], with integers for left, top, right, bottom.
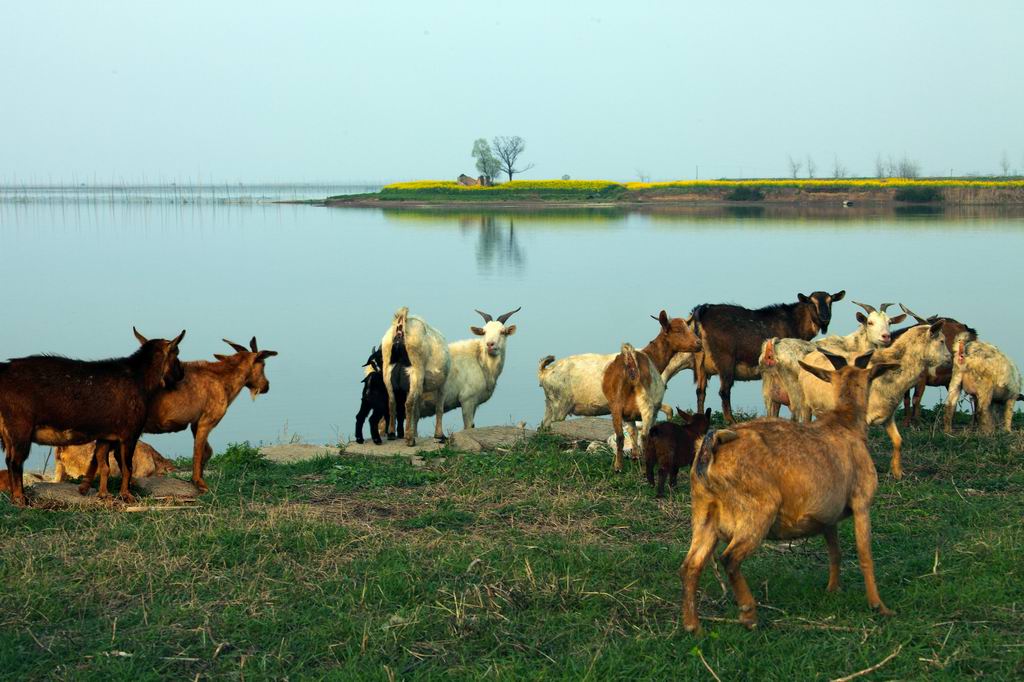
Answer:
[[680, 350, 898, 633], [0, 328, 185, 506], [644, 407, 712, 497], [602, 312, 703, 473], [691, 291, 844, 423], [80, 337, 277, 494], [55, 441, 174, 482]]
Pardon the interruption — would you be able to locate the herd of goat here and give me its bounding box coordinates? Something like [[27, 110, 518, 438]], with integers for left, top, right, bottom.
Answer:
[[1, 292, 1022, 632]]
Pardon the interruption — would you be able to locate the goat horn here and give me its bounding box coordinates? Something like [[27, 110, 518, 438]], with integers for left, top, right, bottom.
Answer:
[[497, 306, 521, 324], [879, 303, 894, 314], [223, 338, 249, 353], [250, 336, 258, 352], [851, 300, 876, 314], [898, 303, 929, 324], [475, 309, 493, 323]]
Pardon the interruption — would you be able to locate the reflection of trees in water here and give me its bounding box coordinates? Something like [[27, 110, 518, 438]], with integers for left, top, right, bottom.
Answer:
[[463, 215, 525, 274]]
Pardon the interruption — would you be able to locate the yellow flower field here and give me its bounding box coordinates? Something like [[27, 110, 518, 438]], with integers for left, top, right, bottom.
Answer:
[[383, 178, 1024, 193]]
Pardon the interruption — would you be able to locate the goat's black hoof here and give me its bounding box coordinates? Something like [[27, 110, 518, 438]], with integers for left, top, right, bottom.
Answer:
[[387, 433, 396, 441], [355, 437, 365, 444], [372, 438, 383, 445], [435, 435, 448, 444]]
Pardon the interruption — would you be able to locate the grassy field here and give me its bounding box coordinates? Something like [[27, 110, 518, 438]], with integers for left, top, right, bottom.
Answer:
[[1, 410, 1022, 680], [324, 178, 1024, 205]]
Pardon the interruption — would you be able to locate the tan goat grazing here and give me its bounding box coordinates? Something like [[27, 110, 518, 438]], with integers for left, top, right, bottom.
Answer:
[[54, 441, 174, 481], [944, 333, 1023, 434], [798, 321, 949, 479], [681, 350, 899, 634]]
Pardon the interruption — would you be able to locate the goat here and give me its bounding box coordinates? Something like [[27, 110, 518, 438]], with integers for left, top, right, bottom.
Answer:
[[680, 350, 899, 633], [417, 307, 520, 430], [0, 328, 185, 506], [539, 312, 702, 468], [381, 307, 451, 445], [644, 407, 712, 497], [897, 304, 978, 425], [691, 290, 844, 423], [355, 345, 409, 444], [944, 332, 1023, 434], [760, 303, 905, 419], [799, 321, 948, 479], [601, 313, 704, 472], [54, 441, 174, 481], [80, 337, 278, 495]]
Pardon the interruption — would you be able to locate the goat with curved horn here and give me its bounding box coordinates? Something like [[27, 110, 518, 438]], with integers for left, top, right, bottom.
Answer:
[[497, 307, 521, 324], [475, 310, 493, 323], [898, 303, 929, 325], [223, 338, 249, 354], [851, 301, 877, 315], [879, 303, 895, 314]]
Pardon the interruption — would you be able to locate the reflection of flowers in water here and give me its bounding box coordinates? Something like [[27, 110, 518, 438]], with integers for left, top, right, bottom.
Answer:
[[469, 216, 525, 274]]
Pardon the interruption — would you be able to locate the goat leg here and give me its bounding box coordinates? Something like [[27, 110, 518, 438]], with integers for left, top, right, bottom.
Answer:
[[852, 505, 893, 616], [354, 401, 371, 444], [117, 439, 137, 503], [824, 525, 841, 592], [369, 408, 383, 445]]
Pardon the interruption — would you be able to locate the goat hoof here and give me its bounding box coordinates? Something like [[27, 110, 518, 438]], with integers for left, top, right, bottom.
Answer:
[[119, 492, 137, 504], [77, 482, 91, 496], [193, 478, 209, 494], [683, 620, 702, 635], [372, 438, 383, 445], [435, 435, 447, 444], [355, 437, 364, 444], [11, 495, 28, 508], [874, 604, 895, 617], [386, 433, 396, 441]]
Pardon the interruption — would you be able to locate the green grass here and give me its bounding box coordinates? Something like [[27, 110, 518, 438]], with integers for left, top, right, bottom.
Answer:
[[2, 413, 1022, 679]]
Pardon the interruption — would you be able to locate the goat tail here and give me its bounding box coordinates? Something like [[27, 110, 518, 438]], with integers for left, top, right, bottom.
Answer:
[[659, 403, 673, 419], [538, 355, 556, 377], [621, 343, 640, 383], [694, 429, 738, 482]]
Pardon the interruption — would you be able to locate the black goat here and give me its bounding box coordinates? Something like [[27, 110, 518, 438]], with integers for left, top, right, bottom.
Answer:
[[355, 345, 410, 444]]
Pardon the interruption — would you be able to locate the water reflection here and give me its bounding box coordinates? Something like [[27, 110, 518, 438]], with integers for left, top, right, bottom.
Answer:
[[472, 215, 525, 274]]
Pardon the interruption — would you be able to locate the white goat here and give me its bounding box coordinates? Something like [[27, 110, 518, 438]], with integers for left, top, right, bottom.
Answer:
[[418, 307, 520, 429], [944, 332, 1023, 434], [761, 303, 906, 419], [381, 307, 451, 446], [799, 321, 949, 479]]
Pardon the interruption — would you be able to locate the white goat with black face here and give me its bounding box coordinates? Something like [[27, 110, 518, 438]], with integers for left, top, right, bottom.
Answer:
[[418, 307, 520, 430]]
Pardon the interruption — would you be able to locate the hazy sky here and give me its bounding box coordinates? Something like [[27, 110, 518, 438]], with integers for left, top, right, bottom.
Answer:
[[2, 1, 1022, 183]]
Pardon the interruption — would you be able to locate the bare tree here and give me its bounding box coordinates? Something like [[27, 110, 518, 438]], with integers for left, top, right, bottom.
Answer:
[[896, 155, 920, 179], [832, 154, 848, 179], [1000, 151, 1010, 177], [787, 155, 802, 179], [471, 138, 501, 184], [875, 154, 886, 178], [492, 136, 535, 182], [806, 155, 817, 179]]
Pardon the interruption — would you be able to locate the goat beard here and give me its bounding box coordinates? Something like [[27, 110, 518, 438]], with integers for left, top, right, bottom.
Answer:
[[250, 387, 260, 401]]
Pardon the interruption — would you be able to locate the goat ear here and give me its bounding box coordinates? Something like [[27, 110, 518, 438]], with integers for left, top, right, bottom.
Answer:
[[929, 320, 944, 337], [820, 350, 848, 371], [213, 353, 229, 361], [832, 290, 846, 301], [856, 312, 867, 325], [257, 350, 278, 360], [501, 324, 516, 336], [888, 313, 907, 324], [853, 350, 874, 369], [677, 409, 693, 425], [797, 293, 809, 303], [799, 360, 834, 384], [658, 310, 670, 328], [869, 362, 900, 381], [133, 327, 148, 345], [470, 326, 486, 336], [171, 330, 186, 348]]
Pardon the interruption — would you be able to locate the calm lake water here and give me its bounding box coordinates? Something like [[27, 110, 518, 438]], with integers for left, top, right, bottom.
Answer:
[[2, 195, 1023, 471]]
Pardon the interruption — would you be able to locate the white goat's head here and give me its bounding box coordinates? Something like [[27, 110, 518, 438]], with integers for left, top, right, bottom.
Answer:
[[852, 301, 907, 347], [471, 307, 521, 357]]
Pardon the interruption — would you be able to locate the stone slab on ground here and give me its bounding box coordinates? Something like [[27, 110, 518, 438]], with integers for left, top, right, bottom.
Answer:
[[136, 476, 200, 500], [546, 417, 616, 443], [448, 426, 536, 453], [261, 443, 339, 463], [26, 482, 107, 509], [342, 439, 444, 457]]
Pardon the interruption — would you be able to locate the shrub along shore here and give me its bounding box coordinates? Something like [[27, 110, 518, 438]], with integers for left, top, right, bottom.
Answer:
[[320, 178, 1024, 207], [1, 410, 1021, 678]]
